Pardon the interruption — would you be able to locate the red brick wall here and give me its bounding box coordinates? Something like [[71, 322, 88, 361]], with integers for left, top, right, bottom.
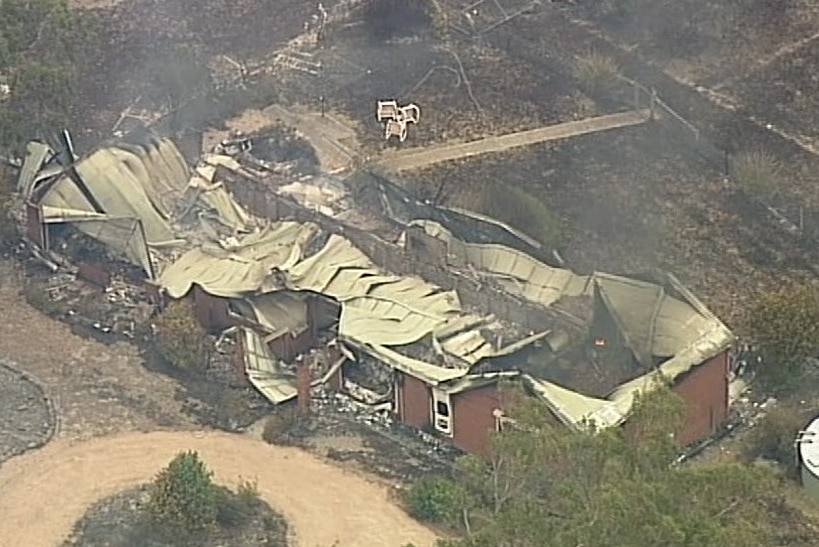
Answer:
[[397, 373, 432, 430], [268, 328, 314, 362], [672, 349, 729, 446], [452, 384, 503, 457]]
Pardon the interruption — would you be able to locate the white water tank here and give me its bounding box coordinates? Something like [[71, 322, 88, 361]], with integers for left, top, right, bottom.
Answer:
[[798, 416, 819, 502]]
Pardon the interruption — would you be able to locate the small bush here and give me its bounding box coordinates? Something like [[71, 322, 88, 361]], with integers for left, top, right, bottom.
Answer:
[[404, 476, 464, 524], [733, 150, 781, 200], [465, 183, 564, 248], [148, 451, 217, 532], [262, 408, 302, 444], [154, 299, 209, 370], [214, 479, 260, 529], [573, 53, 621, 97]]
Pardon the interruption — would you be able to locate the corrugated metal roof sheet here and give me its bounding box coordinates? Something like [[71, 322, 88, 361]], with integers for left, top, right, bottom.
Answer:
[[243, 328, 298, 404], [411, 220, 591, 307], [413, 220, 736, 432], [18, 141, 53, 197], [40, 140, 190, 245], [159, 222, 320, 298]]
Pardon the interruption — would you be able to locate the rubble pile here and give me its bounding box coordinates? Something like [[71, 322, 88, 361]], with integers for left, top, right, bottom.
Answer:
[[204, 331, 242, 386], [307, 388, 461, 480], [343, 355, 393, 394], [26, 267, 155, 340]]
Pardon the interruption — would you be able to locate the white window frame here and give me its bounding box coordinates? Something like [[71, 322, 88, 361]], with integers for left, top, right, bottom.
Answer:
[[432, 388, 453, 436]]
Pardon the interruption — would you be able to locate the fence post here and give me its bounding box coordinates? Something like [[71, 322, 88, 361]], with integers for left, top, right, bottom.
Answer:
[[650, 88, 657, 120], [723, 150, 729, 177]]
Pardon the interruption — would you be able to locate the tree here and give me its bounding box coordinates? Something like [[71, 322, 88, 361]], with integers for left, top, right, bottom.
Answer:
[[411, 387, 816, 547], [148, 450, 218, 533], [0, 0, 104, 152], [748, 284, 819, 392], [154, 299, 210, 370]]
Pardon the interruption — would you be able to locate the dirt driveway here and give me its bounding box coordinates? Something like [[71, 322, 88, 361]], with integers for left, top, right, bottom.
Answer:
[[0, 431, 437, 547]]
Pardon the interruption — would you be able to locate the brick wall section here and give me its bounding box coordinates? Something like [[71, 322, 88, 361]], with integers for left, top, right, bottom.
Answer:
[[451, 384, 503, 457], [672, 349, 730, 446], [397, 372, 432, 430]]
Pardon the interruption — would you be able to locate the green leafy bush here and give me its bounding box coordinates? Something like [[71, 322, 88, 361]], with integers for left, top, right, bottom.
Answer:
[[148, 451, 217, 532], [154, 299, 209, 370], [403, 476, 464, 524]]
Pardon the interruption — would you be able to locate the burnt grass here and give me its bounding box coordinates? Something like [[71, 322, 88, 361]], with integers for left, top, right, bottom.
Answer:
[[63, 484, 288, 547], [284, 21, 583, 154], [410, 122, 818, 328], [71, 0, 323, 150]]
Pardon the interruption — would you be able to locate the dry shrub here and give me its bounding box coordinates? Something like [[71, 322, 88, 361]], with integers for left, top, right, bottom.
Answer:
[[733, 150, 781, 200], [261, 408, 302, 444], [742, 404, 814, 475], [154, 299, 209, 370], [573, 52, 621, 97], [455, 181, 564, 248]]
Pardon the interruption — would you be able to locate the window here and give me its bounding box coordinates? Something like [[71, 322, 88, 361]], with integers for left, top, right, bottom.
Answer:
[[432, 389, 453, 436], [436, 401, 450, 417]]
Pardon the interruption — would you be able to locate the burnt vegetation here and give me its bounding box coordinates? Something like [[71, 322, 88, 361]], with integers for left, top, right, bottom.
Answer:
[[362, 0, 435, 41]]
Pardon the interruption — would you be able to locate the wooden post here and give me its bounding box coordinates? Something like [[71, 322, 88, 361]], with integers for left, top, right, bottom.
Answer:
[[297, 357, 313, 417]]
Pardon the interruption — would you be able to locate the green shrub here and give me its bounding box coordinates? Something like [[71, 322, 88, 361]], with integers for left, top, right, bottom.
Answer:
[[573, 52, 621, 97], [154, 299, 209, 370], [404, 476, 464, 524], [732, 150, 781, 200], [148, 451, 217, 532]]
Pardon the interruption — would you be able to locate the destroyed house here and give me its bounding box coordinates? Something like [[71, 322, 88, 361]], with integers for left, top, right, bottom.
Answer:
[[17, 134, 735, 457], [157, 223, 546, 456], [406, 220, 736, 447]]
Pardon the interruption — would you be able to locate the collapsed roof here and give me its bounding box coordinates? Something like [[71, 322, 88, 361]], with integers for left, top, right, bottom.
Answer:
[[19, 134, 544, 404], [21, 131, 254, 278], [408, 220, 735, 431]]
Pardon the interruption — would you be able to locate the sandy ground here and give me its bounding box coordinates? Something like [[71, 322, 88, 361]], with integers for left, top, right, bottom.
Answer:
[[0, 261, 437, 546], [0, 261, 194, 441], [0, 431, 438, 547]]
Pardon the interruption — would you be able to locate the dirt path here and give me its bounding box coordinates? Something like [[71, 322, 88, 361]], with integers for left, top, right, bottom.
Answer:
[[374, 109, 650, 172], [0, 431, 437, 547]]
